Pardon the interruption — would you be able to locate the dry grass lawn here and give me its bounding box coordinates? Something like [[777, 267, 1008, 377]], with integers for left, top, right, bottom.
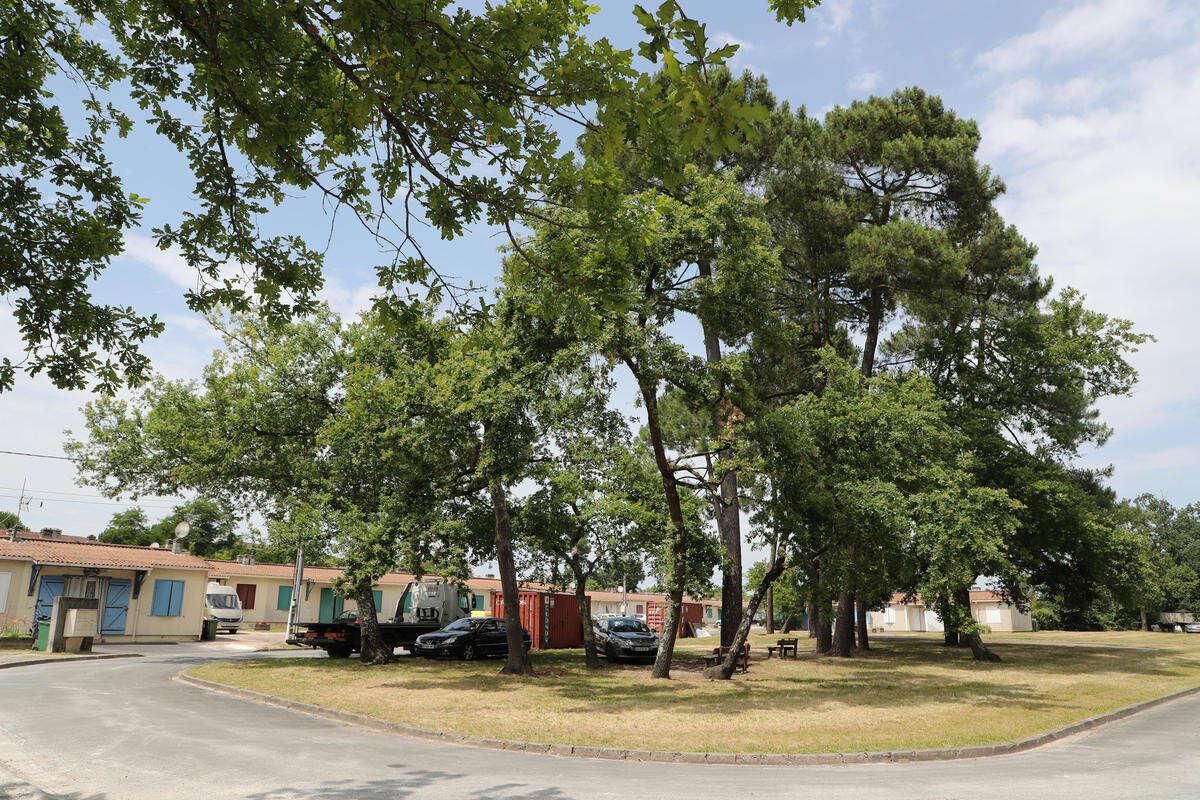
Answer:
[[187, 631, 1200, 753]]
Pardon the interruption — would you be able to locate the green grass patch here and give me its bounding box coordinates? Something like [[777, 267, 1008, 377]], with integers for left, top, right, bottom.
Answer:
[[187, 631, 1200, 753]]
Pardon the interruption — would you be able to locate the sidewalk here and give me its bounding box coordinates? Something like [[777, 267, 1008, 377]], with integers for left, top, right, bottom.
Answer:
[[0, 650, 140, 669]]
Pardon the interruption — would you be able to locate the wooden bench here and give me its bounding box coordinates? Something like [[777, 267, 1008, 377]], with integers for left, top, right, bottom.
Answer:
[[767, 638, 799, 659], [703, 644, 750, 673]]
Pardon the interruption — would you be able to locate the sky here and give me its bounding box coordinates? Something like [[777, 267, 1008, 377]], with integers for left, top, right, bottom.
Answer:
[[2, 0, 1198, 541]]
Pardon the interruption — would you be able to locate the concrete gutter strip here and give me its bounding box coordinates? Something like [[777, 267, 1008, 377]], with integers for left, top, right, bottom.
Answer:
[[0, 653, 141, 670], [176, 671, 1200, 766]]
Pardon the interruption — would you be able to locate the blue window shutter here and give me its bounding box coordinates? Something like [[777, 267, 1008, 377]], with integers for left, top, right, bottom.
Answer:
[[372, 590, 383, 611], [168, 580, 184, 616], [277, 585, 293, 611], [150, 580, 171, 616]]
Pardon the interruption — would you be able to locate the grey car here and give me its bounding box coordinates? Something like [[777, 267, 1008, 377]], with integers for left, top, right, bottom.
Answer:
[[593, 616, 659, 663]]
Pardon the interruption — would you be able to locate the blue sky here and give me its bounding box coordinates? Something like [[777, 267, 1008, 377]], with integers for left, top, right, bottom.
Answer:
[[2, 0, 1198, 537]]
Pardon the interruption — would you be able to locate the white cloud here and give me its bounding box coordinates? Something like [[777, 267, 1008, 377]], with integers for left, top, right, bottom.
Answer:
[[319, 276, 378, 320], [813, 0, 855, 47], [714, 31, 751, 52], [976, 0, 1186, 73], [121, 232, 198, 290], [848, 70, 881, 93], [978, 2, 1200, 446]]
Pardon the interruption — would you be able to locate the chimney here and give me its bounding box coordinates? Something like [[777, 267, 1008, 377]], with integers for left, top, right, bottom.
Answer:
[[40, 527, 62, 538], [171, 538, 182, 555], [7, 529, 17, 542]]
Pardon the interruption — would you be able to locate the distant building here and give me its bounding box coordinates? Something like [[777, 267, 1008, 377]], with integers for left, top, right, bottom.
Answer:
[[868, 590, 1034, 633]]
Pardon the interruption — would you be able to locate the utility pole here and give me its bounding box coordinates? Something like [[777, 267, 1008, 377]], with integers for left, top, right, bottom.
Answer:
[[621, 570, 628, 616], [285, 543, 305, 640]]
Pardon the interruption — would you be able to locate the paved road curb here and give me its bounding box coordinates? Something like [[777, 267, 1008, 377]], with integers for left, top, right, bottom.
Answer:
[[0, 653, 141, 670], [177, 671, 1200, 766]]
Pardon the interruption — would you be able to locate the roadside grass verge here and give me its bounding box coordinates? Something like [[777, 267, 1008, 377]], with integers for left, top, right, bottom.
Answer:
[[186, 631, 1200, 754]]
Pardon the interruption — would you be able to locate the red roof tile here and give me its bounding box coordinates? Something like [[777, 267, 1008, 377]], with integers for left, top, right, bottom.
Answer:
[[0, 531, 209, 571]]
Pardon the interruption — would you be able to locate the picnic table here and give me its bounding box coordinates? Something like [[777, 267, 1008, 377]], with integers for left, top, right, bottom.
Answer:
[[704, 643, 750, 673], [767, 637, 799, 659]]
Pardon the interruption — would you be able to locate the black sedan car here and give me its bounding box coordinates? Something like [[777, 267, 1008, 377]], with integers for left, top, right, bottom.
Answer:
[[593, 616, 659, 662], [413, 616, 531, 660]]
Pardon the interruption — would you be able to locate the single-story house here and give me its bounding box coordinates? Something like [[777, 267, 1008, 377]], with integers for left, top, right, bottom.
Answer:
[[868, 590, 1033, 633], [586, 589, 722, 628], [0, 529, 210, 642], [2, 528, 724, 640], [206, 559, 421, 625]]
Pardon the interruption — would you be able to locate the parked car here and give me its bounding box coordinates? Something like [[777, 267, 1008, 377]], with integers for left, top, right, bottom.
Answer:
[[204, 582, 243, 634], [413, 616, 530, 660], [1184, 621, 1200, 634], [593, 615, 659, 662]]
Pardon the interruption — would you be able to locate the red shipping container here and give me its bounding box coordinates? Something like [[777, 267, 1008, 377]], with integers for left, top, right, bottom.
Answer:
[[647, 600, 703, 637], [490, 589, 589, 649]]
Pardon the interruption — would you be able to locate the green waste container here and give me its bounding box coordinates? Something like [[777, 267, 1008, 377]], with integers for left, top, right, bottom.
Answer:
[[35, 620, 50, 651], [201, 618, 218, 641]]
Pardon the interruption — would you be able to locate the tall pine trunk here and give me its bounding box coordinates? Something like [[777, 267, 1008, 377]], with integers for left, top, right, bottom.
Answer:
[[708, 550, 787, 680], [355, 585, 391, 665], [698, 260, 743, 650], [814, 601, 833, 654], [492, 479, 531, 675], [766, 534, 777, 635], [833, 588, 855, 657], [855, 595, 870, 650]]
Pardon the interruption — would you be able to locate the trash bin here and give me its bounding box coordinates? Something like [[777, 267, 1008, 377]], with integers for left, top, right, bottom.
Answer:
[[35, 620, 50, 651], [201, 618, 219, 641]]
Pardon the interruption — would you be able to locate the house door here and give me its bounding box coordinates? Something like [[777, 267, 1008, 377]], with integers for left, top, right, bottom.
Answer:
[[102, 579, 132, 634], [907, 606, 926, 631], [35, 576, 65, 621], [318, 588, 344, 623], [923, 609, 944, 632]]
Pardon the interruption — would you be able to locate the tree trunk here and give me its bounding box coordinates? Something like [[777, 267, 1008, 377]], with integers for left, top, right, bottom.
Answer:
[[806, 601, 816, 638], [855, 595, 870, 651], [572, 563, 600, 668], [860, 283, 883, 378], [707, 550, 787, 680], [632, 371, 690, 680], [965, 630, 1001, 662], [814, 601, 832, 654], [716, 467, 742, 649], [833, 589, 855, 657], [492, 479, 531, 676], [953, 587, 973, 648], [698, 259, 743, 651], [355, 585, 392, 665], [765, 535, 777, 635], [1140, 608, 1149, 632]]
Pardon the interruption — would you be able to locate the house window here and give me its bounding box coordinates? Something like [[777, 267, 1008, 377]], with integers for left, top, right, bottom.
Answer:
[[635, 604, 644, 614], [277, 585, 293, 611], [150, 579, 185, 617], [472, 593, 484, 611], [706, 607, 713, 618], [984, 607, 1002, 624], [0, 571, 10, 613], [884, 606, 896, 623], [235, 583, 257, 610]]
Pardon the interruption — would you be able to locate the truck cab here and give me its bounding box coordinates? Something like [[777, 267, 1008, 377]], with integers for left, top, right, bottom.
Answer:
[[394, 579, 470, 625], [205, 582, 243, 633]]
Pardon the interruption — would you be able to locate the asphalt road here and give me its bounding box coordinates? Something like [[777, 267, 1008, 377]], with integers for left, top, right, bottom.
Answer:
[[1, 642, 1198, 800]]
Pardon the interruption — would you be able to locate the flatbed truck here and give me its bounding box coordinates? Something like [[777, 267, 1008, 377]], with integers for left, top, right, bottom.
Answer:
[[287, 578, 469, 658]]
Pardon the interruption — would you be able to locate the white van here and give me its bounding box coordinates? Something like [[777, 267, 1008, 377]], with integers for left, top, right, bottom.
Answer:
[[205, 582, 243, 633]]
